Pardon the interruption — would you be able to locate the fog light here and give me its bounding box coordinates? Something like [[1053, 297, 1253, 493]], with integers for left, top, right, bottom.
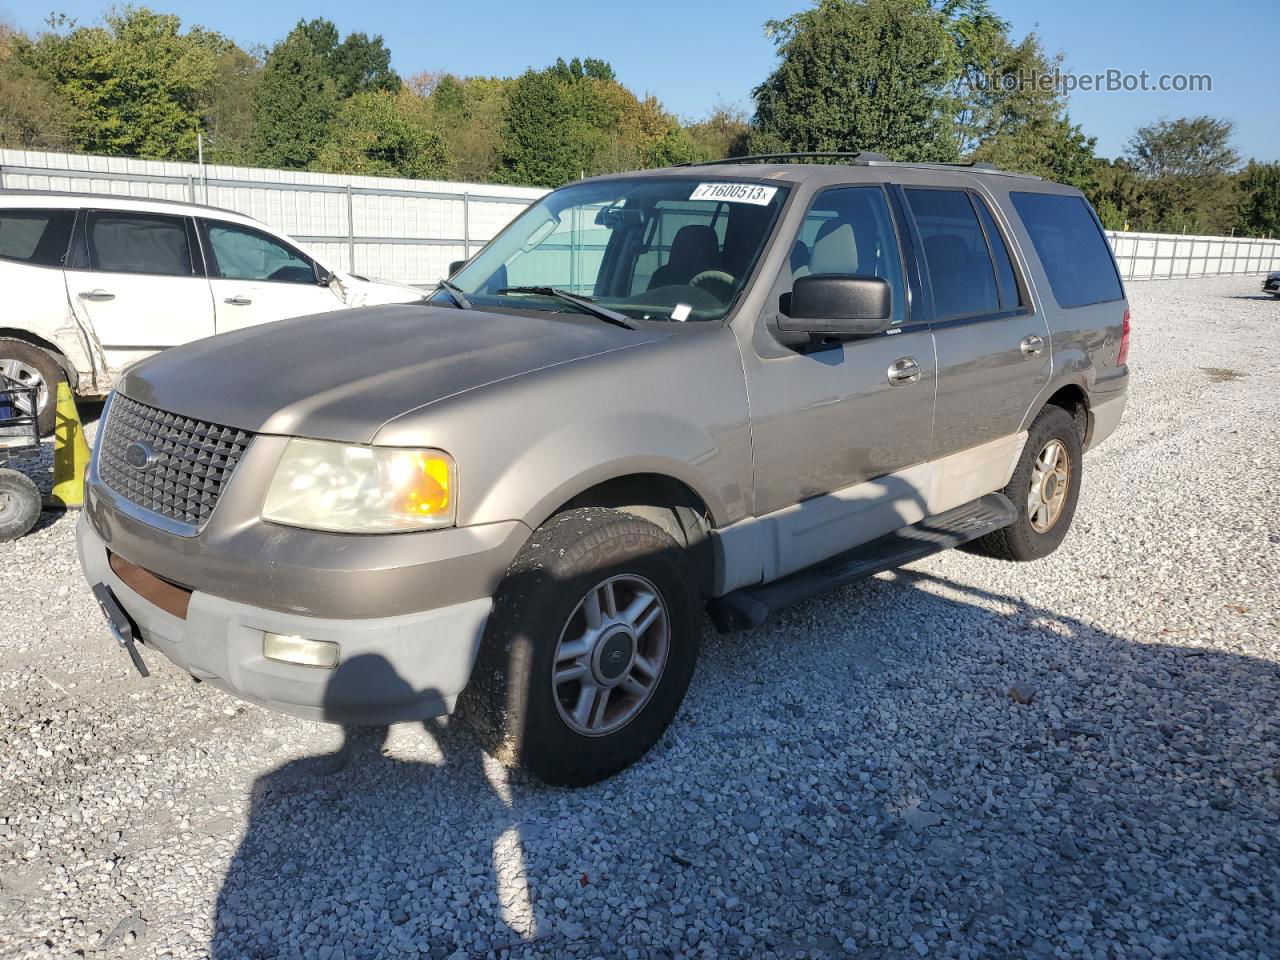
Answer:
[[263, 632, 340, 669]]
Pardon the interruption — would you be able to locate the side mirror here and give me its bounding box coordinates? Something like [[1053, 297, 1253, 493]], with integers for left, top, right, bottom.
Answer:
[[778, 275, 892, 339], [447, 259, 467, 277], [315, 266, 334, 286]]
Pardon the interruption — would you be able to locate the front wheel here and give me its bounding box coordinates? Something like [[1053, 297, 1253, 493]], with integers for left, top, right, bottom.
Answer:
[[460, 507, 700, 786], [966, 405, 1083, 562]]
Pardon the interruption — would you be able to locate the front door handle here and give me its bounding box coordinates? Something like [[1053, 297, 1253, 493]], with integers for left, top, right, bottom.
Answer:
[[887, 356, 921, 385], [78, 289, 115, 302], [223, 296, 253, 306], [1020, 334, 1045, 357]]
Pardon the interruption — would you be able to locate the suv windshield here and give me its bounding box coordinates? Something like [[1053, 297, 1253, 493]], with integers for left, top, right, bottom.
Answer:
[[444, 177, 790, 323]]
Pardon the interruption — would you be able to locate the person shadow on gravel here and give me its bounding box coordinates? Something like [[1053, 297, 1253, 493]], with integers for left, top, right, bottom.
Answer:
[[210, 654, 541, 959]]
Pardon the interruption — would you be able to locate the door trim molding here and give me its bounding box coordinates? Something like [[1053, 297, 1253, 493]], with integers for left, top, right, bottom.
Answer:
[[712, 431, 1026, 595]]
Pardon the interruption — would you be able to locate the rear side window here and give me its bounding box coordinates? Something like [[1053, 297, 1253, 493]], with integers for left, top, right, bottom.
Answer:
[[0, 209, 75, 267], [972, 196, 1023, 310], [905, 188, 1000, 319], [1010, 193, 1123, 308], [86, 212, 195, 277]]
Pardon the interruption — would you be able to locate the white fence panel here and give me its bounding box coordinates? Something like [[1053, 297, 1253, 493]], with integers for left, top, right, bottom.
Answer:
[[4, 149, 1278, 285], [1105, 229, 1280, 281], [0, 149, 546, 286]]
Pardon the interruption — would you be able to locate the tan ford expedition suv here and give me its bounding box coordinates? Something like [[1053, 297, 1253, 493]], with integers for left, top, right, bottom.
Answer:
[[78, 154, 1130, 785]]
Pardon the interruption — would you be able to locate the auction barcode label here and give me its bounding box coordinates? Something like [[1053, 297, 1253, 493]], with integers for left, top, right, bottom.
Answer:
[[690, 182, 778, 206]]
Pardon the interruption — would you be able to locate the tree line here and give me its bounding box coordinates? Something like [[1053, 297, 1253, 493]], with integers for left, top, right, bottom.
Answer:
[[0, 2, 1276, 237]]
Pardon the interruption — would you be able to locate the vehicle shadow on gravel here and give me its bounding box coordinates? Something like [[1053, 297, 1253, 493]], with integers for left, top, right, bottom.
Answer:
[[210, 572, 1280, 958], [211, 655, 542, 960]]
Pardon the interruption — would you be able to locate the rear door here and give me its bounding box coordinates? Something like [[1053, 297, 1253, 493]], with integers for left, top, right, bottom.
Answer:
[[64, 209, 214, 374], [901, 186, 1051, 457], [199, 219, 345, 333]]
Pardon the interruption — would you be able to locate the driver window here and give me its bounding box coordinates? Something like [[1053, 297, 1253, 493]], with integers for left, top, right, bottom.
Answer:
[[204, 221, 317, 284], [790, 186, 907, 325]]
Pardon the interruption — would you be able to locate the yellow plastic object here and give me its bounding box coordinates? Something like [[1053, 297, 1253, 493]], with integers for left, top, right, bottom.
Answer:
[[47, 381, 91, 510]]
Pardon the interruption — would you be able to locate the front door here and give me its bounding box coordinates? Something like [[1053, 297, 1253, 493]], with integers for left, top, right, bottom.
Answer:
[[64, 210, 215, 375], [740, 184, 937, 580], [200, 219, 345, 333]]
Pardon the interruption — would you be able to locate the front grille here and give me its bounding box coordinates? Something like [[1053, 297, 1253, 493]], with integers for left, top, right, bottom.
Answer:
[[99, 394, 253, 529]]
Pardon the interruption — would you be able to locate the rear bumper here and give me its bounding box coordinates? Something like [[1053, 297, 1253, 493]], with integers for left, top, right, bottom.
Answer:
[[78, 513, 492, 724], [1087, 372, 1128, 451]]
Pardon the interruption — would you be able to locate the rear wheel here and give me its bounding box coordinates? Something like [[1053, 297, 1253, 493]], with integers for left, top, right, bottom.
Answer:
[[0, 339, 63, 436], [460, 507, 700, 786], [0, 468, 41, 542], [966, 405, 1083, 562]]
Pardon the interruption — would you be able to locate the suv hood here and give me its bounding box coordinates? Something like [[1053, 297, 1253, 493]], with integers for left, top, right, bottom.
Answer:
[[118, 304, 668, 444]]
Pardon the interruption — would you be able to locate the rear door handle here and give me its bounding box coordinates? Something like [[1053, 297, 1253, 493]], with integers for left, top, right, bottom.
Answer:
[[223, 296, 253, 306], [887, 356, 921, 385], [1020, 334, 1045, 357], [78, 289, 115, 302]]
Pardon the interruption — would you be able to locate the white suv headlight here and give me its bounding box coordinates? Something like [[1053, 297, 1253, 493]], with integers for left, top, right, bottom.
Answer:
[[262, 438, 456, 533]]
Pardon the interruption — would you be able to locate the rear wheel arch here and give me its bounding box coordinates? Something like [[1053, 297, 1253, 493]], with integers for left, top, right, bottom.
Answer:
[[1044, 383, 1089, 443], [0, 329, 76, 389]]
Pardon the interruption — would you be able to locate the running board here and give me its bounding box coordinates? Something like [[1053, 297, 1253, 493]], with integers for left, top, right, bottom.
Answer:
[[707, 493, 1016, 632]]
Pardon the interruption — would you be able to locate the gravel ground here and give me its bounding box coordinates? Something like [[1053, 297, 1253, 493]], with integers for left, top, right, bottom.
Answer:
[[1, 275, 1278, 960]]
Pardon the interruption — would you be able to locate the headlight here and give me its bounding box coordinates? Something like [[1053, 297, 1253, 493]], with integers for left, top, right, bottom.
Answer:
[[262, 438, 456, 533]]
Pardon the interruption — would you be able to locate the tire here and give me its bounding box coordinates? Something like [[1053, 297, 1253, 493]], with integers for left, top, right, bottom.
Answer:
[[460, 507, 700, 787], [0, 468, 41, 542], [966, 405, 1083, 562], [0, 339, 63, 436]]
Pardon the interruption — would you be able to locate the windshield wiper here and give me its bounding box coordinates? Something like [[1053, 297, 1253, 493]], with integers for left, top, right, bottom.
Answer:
[[437, 278, 472, 310], [498, 286, 639, 330]]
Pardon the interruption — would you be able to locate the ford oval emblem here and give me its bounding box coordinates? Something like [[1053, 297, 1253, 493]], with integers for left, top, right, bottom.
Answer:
[[124, 440, 155, 470]]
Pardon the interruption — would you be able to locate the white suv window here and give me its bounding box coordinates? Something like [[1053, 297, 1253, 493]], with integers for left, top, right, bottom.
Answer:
[[205, 221, 317, 284], [0, 208, 75, 267], [85, 211, 195, 277]]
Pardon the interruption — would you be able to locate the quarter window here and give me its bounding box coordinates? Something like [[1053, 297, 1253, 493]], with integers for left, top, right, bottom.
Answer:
[[0, 208, 75, 267], [1010, 192, 1123, 308], [790, 186, 907, 324], [972, 196, 1024, 310], [204, 222, 318, 284], [85, 212, 195, 277], [905, 188, 1001, 319]]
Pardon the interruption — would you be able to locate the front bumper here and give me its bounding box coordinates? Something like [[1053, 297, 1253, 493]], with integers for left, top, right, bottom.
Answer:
[[79, 513, 493, 723]]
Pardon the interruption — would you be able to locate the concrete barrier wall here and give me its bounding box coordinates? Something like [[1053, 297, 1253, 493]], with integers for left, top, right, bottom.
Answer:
[[3, 150, 1277, 285]]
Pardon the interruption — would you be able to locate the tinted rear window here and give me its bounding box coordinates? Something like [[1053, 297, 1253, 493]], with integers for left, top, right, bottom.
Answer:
[[86, 212, 194, 277], [1010, 193, 1122, 308], [0, 208, 75, 267], [905, 188, 1000, 319]]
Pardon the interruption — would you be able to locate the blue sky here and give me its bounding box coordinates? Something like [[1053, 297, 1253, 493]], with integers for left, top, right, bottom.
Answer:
[[5, 0, 1275, 162]]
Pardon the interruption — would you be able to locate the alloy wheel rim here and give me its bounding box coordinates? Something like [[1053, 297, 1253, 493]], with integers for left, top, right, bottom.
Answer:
[[0, 358, 49, 418], [1028, 438, 1071, 533], [552, 573, 670, 737]]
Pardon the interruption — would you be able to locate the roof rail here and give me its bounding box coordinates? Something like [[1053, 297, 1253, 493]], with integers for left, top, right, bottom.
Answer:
[[675, 151, 890, 167]]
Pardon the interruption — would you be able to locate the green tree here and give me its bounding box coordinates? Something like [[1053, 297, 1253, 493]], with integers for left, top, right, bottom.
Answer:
[[413, 72, 513, 181], [249, 23, 338, 168], [1236, 162, 1280, 238], [190, 27, 260, 163], [314, 90, 448, 178], [0, 25, 76, 149], [685, 105, 752, 160], [751, 0, 960, 162], [1125, 116, 1239, 233], [23, 8, 221, 159], [497, 68, 591, 186], [330, 31, 400, 97]]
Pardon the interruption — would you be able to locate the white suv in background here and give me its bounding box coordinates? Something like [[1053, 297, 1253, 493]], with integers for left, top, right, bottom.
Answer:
[[0, 192, 426, 432]]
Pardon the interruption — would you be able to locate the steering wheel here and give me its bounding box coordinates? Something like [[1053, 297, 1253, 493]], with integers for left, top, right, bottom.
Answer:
[[690, 269, 734, 290]]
